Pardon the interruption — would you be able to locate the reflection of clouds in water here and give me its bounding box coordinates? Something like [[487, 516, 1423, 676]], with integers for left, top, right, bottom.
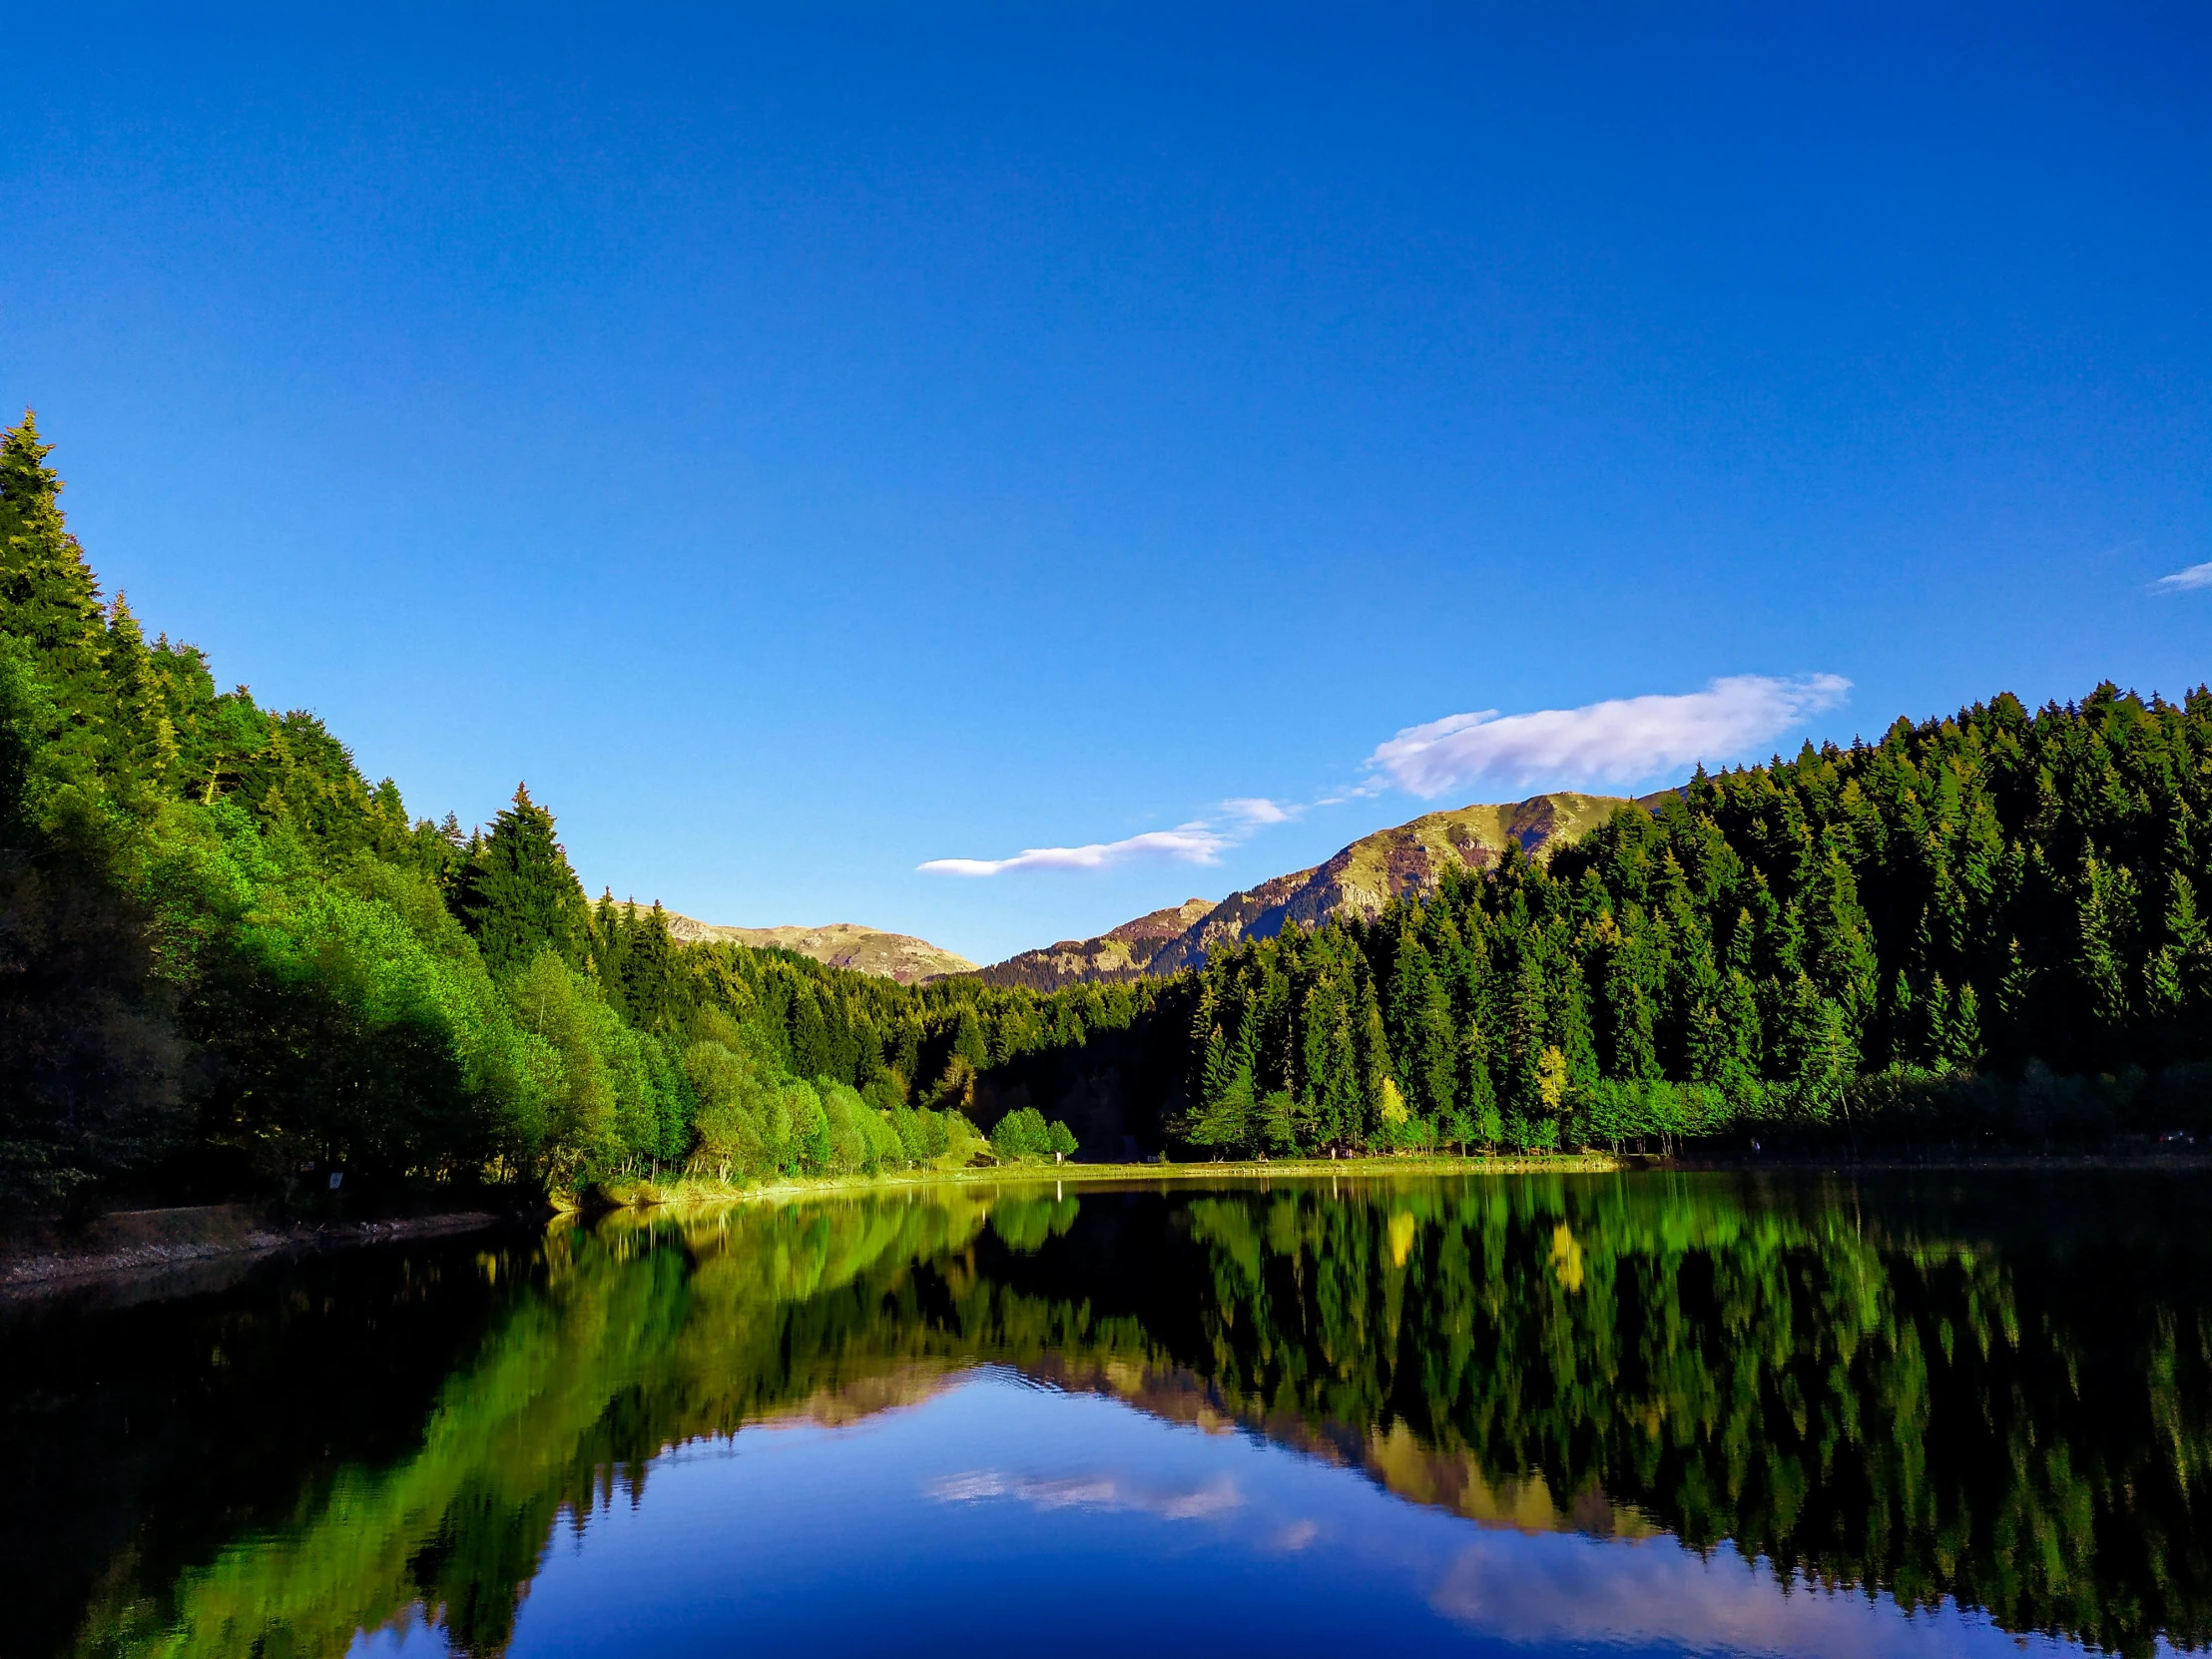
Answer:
[[929, 1469, 1242, 1522], [1431, 1532, 2069, 1657], [1272, 1520, 1320, 1552]]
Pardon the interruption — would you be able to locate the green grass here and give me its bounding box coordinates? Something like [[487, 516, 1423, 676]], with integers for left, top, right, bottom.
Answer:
[[584, 1150, 1624, 1212]]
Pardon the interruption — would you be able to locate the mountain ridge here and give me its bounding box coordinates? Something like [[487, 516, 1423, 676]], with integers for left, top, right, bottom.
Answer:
[[626, 791, 1661, 991], [967, 791, 1640, 992], [599, 903, 977, 984]]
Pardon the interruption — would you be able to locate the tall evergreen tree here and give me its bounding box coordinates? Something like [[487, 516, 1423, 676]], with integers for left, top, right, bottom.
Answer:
[[454, 784, 593, 977], [1460, 1019, 1501, 1149], [103, 595, 178, 802], [1385, 925, 1456, 1123], [1354, 969, 1390, 1142], [0, 414, 107, 714], [1300, 975, 1359, 1146], [621, 901, 678, 1034]]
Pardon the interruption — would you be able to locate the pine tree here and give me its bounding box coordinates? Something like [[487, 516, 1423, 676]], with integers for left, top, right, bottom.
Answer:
[[1504, 954, 1548, 1121], [1355, 970, 1390, 1144], [1885, 969, 1917, 1067], [950, 1002, 990, 1071], [1717, 970, 1763, 1095], [2164, 871, 2212, 1018], [1604, 942, 1660, 1081], [591, 888, 627, 991], [1185, 981, 1219, 1104], [1777, 972, 1853, 1114], [1200, 1018, 1235, 1108], [1190, 1016, 1257, 1152], [454, 784, 594, 977], [1946, 981, 1983, 1070], [0, 413, 107, 715], [1550, 957, 1600, 1100], [103, 595, 178, 802], [1386, 927, 1456, 1126], [1684, 996, 1726, 1085], [622, 901, 678, 1033], [1922, 974, 1952, 1069], [2075, 857, 2133, 1043], [1300, 975, 1360, 1147], [1461, 1020, 1501, 1149]]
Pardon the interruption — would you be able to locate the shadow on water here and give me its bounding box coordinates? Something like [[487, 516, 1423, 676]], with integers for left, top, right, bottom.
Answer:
[[7, 1169, 2211, 1658]]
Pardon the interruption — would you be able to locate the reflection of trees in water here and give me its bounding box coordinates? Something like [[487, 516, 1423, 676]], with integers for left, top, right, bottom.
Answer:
[[57, 1176, 2212, 1659], [1160, 1177, 2212, 1658]]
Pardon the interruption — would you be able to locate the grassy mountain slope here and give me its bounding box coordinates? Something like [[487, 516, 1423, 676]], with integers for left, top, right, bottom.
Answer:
[[600, 901, 977, 984], [973, 792, 1633, 991], [698, 922, 976, 983], [967, 897, 1217, 991]]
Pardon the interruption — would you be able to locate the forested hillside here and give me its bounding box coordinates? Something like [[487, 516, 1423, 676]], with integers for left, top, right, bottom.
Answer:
[[5, 409, 2208, 1207], [1176, 686, 2212, 1153], [0, 415, 1102, 1208]]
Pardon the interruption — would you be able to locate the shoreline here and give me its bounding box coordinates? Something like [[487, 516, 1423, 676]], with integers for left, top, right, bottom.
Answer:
[[18, 1146, 2209, 1290], [0, 1206, 518, 1296], [8, 1160, 1622, 1291], [592, 1152, 1628, 1211], [611, 1146, 2212, 1213]]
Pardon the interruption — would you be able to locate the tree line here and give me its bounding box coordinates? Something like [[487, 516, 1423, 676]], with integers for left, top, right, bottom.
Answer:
[[1178, 680, 2212, 1154], [8, 406, 2212, 1202], [0, 414, 1099, 1206]]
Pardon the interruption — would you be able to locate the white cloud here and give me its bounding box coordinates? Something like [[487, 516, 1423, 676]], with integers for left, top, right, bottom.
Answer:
[[1369, 674, 1852, 799], [922, 675, 1850, 877], [2152, 561, 2212, 593], [919, 825, 1235, 878], [1221, 797, 1293, 826], [928, 1468, 1242, 1521], [919, 798, 1296, 878], [1429, 1532, 1990, 1658]]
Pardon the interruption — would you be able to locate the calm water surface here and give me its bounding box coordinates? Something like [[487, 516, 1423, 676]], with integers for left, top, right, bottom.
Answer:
[[7, 1170, 2210, 1658]]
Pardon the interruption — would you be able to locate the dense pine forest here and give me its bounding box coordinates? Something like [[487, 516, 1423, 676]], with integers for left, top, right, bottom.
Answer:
[[0, 415, 1103, 1208], [4, 409, 2210, 1209], [1178, 684, 2212, 1155]]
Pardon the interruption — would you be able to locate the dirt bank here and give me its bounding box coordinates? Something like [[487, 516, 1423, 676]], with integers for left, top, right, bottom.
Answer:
[[0, 1205, 514, 1295]]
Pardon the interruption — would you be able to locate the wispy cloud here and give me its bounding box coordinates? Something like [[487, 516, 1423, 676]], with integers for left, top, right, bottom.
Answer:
[[918, 798, 1294, 878], [1220, 797, 1292, 826], [2152, 561, 2212, 593], [1429, 1531, 1975, 1658], [1369, 674, 1851, 799], [919, 827, 1232, 877], [921, 674, 1850, 875], [929, 1469, 1242, 1521]]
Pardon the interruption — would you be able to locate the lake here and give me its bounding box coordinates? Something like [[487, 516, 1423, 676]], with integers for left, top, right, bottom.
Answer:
[[7, 1169, 2208, 1658]]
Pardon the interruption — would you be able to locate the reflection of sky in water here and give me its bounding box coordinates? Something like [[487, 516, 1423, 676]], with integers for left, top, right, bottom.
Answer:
[[352, 1369, 2111, 1659]]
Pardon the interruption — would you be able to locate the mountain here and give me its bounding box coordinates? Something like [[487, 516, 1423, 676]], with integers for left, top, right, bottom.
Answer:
[[606, 791, 1641, 992], [969, 792, 1635, 991], [604, 903, 977, 984], [961, 897, 1216, 991], [693, 922, 977, 983]]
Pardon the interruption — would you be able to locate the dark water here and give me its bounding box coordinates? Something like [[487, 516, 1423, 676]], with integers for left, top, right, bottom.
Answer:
[[7, 1170, 2211, 1659]]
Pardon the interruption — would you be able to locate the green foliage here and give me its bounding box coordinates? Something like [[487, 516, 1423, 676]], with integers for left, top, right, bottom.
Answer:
[[1161, 686, 2212, 1155], [0, 416, 1170, 1204], [12, 408, 2212, 1201], [454, 786, 592, 978], [987, 1105, 1076, 1161]]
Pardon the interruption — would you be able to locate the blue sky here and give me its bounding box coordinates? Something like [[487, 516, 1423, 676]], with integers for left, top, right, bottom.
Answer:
[[3, 5, 2207, 963]]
